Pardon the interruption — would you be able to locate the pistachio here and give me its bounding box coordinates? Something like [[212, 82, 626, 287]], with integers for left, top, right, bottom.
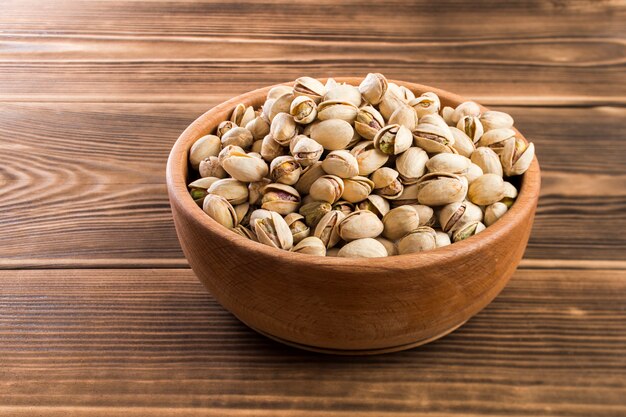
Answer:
[[267, 85, 293, 101], [373, 124, 412, 155], [338, 210, 384, 241], [338, 238, 387, 258], [270, 155, 302, 185], [355, 106, 385, 140], [190, 135, 221, 169], [371, 167, 403, 199], [260, 134, 284, 162], [261, 183, 301, 215], [464, 163, 484, 184], [314, 210, 346, 248], [378, 89, 405, 120], [397, 226, 437, 254], [449, 127, 476, 158], [484, 202, 508, 226], [391, 183, 419, 206], [294, 162, 326, 195], [468, 174, 505, 206], [284, 212, 310, 244], [269, 112, 298, 146], [203, 194, 238, 228], [291, 236, 326, 256], [254, 211, 293, 250], [234, 202, 250, 225], [309, 175, 344, 204], [426, 153, 472, 175], [382, 206, 420, 240], [245, 115, 271, 141], [251, 139, 263, 153], [408, 92, 441, 118], [441, 106, 455, 125], [410, 204, 435, 227], [388, 104, 419, 131], [231, 103, 256, 127], [396, 147, 428, 185], [397, 85, 416, 101], [350, 141, 389, 176], [476, 128, 516, 154], [457, 115, 484, 144], [435, 230, 451, 247], [375, 237, 397, 256], [359, 73, 388, 105], [232, 224, 257, 241], [451, 101, 481, 125], [188, 177, 220, 205], [502, 181, 518, 200], [220, 126, 254, 149], [293, 77, 326, 103], [333, 200, 355, 216], [439, 200, 483, 233], [199, 156, 227, 178], [309, 119, 354, 150], [248, 178, 271, 205], [412, 121, 456, 154], [324, 78, 339, 94], [420, 113, 449, 129], [249, 208, 272, 225], [471, 147, 503, 177], [357, 194, 390, 218], [416, 173, 468, 206], [221, 151, 269, 182], [452, 221, 486, 243], [218, 144, 246, 164], [480, 110, 514, 131], [321, 150, 359, 178], [216, 120, 236, 138], [289, 96, 318, 124], [342, 176, 375, 203], [299, 201, 332, 229], [324, 84, 362, 107], [208, 178, 249, 205], [317, 100, 359, 123], [501, 138, 535, 176], [292, 136, 324, 167], [268, 93, 295, 122]]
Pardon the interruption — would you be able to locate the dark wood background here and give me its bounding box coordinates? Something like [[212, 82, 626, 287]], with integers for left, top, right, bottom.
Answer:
[[1, 1, 625, 415]]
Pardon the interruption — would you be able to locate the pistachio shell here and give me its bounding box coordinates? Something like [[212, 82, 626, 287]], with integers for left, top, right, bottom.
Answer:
[[426, 153, 472, 175], [333, 200, 355, 216], [218, 144, 245, 164], [476, 128, 516, 153], [314, 210, 346, 248], [449, 127, 476, 157], [457, 115, 484, 143], [357, 194, 390, 218], [419, 114, 449, 129], [354, 106, 385, 140], [231, 103, 255, 127], [216, 120, 236, 138], [338, 238, 387, 258], [388, 104, 419, 131], [233, 202, 250, 225], [396, 147, 428, 185], [269, 112, 297, 146], [501, 138, 535, 176], [232, 224, 257, 241], [249, 208, 273, 225], [435, 230, 451, 247], [371, 167, 403, 199], [291, 236, 326, 256], [270, 155, 302, 185], [203, 194, 238, 228], [416, 173, 468, 206], [378, 89, 405, 120], [293, 76, 326, 103], [292, 136, 323, 167], [480, 110, 514, 131], [471, 147, 503, 177], [245, 115, 271, 141], [468, 174, 505, 206], [268, 93, 295, 122], [484, 202, 508, 226], [267, 85, 293, 100], [208, 178, 249, 205], [373, 124, 412, 155], [441, 106, 455, 125], [324, 78, 339, 94], [452, 221, 486, 242], [502, 181, 518, 199], [317, 100, 359, 123], [359, 73, 388, 105], [412, 122, 456, 154], [251, 139, 263, 153], [284, 212, 310, 244], [410, 204, 435, 227], [338, 210, 384, 241], [464, 163, 484, 184], [408, 92, 440, 118], [397, 226, 437, 254], [260, 134, 284, 162], [220, 127, 254, 149], [309, 119, 354, 150], [451, 101, 481, 125], [221, 152, 268, 183], [248, 178, 271, 205], [188, 176, 220, 192], [382, 206, 420, 240], [351, 141, 389, 176], [261, 183, 301, 215], [375, 237, 397, 256], [324, 84, 362, 107], [190, 135, 221, 169], [391, 183, 420, 206], [342, 176, 375, 203], [289, 95, 317, 124], [295, 162, 325, 195], [199, 156, 227, 178], [439, 200, 483, 233], [309, 175, 344, 204], [254, 211, 293, 250], [321, 150, 359, 178], [299, 201, 332, 229]]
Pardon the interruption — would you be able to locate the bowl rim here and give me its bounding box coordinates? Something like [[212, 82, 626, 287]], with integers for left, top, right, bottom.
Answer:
[[166, 78, 541, 270]]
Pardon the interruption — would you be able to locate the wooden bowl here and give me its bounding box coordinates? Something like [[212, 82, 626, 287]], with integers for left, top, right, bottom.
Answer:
[[166, 78, 540, 355]]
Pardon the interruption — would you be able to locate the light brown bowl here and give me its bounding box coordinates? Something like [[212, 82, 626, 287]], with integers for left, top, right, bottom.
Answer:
[[166, 78, 540, 355]]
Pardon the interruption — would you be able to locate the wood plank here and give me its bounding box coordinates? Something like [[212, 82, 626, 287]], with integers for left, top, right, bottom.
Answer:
[[0, 268, 624, 416], [0, 104, 624, 266]]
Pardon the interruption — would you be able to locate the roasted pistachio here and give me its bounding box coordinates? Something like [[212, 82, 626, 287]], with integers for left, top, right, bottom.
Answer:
[[270, 155, 302, 185], [322, 150, 359, 179], [350, 141, 389, 176], [501, 137, 535, 176], [484, 202, 508, 226], [371, 167, 403, 199], [221, 151, 269, 182], [309, 175, 344, 204], [231, 103, 255, 127], [221, 126, 254, 149], [203, 194, 238, 228], [190, 135, 221, 169], [471, 147, 503, 177], [359, 73, 388, 105], [357, 194, 390, 218], [269, 112, 298, 146], [439, 200, 483, 234], [382, 206, 420, 240], [254, 211, 293, 250], [452, 221, 486, 243], [410, 204, 435, 227], [208, 178, 249, 205], [333, 200, 355, 216], [292, 236, 326, 256], [324, 84, 362, 107], [292, 136, 324, 167], [267, 85, 293, 101], [388, 104, 419, 131], [338, 238, 387, 258], [451, 101, 481, 125], [245, 115, 271, 140], [232, 224, 257, 241], [248, 178, 271, 205], [355, 106, 385, 140], [338, 210, 384, 241], [199, 156, 227, 178], [396, 147, 428, 185], [309, 119, 354, 150], [317, 100, 359, 123], [293, 76, 325, 103], [188, 177, 220, 205], [408, 92, 440, 118], [342, 176, 375, 203], [412, 121, 456, 154], [373, 124, 412, 155], [476, 128, 515, 154], [261, 183, 301, 215], [457, 115, 484, 144], [289, 96, 318, 124], [398, 226, 437, 254], [260, 134, 284, 162], [295, 161, 325, 195], [435, 230, 451, 247], [468, 174, 505, 206], [416, 173, 467, 206], [314, 210, 346, 248], [284, 212, 310, 244], [426, 153, 471, 175], [480, 110, 514, 131], [299, 201, 332, 229], [449, 127, 476, 158], [375, 237, 397, 256], [216, 120, 236, 138]]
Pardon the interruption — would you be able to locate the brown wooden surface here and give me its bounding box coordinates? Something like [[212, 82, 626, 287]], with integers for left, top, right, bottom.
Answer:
[[0, 0, 624, 415]]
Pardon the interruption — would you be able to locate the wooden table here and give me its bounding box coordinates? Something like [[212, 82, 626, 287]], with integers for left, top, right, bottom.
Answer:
[[1, 1, 625, 415]]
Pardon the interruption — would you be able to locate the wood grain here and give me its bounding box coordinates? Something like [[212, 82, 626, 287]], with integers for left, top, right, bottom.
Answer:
[[1, 268, 624, 415]]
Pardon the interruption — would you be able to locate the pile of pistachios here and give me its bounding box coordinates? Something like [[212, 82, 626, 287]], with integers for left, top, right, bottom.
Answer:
[[187, 74, 535, 258]]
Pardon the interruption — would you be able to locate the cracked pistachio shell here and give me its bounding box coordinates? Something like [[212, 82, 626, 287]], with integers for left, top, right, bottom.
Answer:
[[426, 153, 472, 175], [218, 144, 245, 164], [501, 138, 535, 176], [480, 110, 514, 131], [441, 106, 455, 125], [317, 100, 359, 123], [234, 202, 250, 225], [439, 200, 483, 233], [502, 181, 518, 200], [221, 151, 269, 182], [309, 119, 354, 150], [397, 85, 415, 101], [471, 147, 503, 177], [203, 194, 239, 229], [199, 156, 227, 178], [260, 134, 284, 162], [324, 84, 362, 107], [373, 124, 412, 155], [314, 210, 346, 249], [464, 163, 484, 184], [382, 206, 420, 240], [232, 224, 257, 241], [485, 202, 508, 226], [333, 200, 355, 216], [391, 183, 419, 206], [284, 212, 310, 244], [371, 167, 403, 199], [410, 204, 435, 227], [388, 104, 419, 131], [249, 208, 272, 225], [270, 155, 302, 185], [412, 122, 456, 154], [416, 173, 468, 206], [292, 236, 326, 256], [420, 113, 449, 129], [292, 136, 323, 167], [452, 221, 486, 243], [254, 211, 293, 250], [189, 177, 219, 206], [267, 85, 293, 101], [396, 147, 428, 185], [208, 178, 249, 205], [451, 101, 481, 125], [457, 115, 484, 144], [379, 89, 405, 120], [449, 127, 476, 158], [216, 120, 236, 138], [221, 127, 254, 149], [268, 93, 295, 122], [299, 201, 332, 229], [398, 226, 437, 254], [248, 178, 271, 205], [375, 237, 397, 256], [293, 76, 326, 103], [359, 73, 388, 105], [435, 230, 451, 247], [408, 92, 441, 118], [261, 183, 301, 215], [357, 194, 390, 218], [269, 112, 297, 146], [468, 174, 505, 206], [351, 141, 389, 176], [338, 210, 384, 242], [476, 128, 516, 154], [190, 135, 221, 169], [295, 162, 325, 195], [338, 238, 387, 258], [245, 115, 271, 141], [322, 150, 359, 178], [230, 103, 256, 127], [354, 105, 385, 140], [342, 176, 375, 203], [309, 175, 345, 204], [289, 96, 317, 124]]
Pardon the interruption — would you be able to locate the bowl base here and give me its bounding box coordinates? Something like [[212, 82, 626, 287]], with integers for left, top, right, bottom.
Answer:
[[250, 320, 467, 355]]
